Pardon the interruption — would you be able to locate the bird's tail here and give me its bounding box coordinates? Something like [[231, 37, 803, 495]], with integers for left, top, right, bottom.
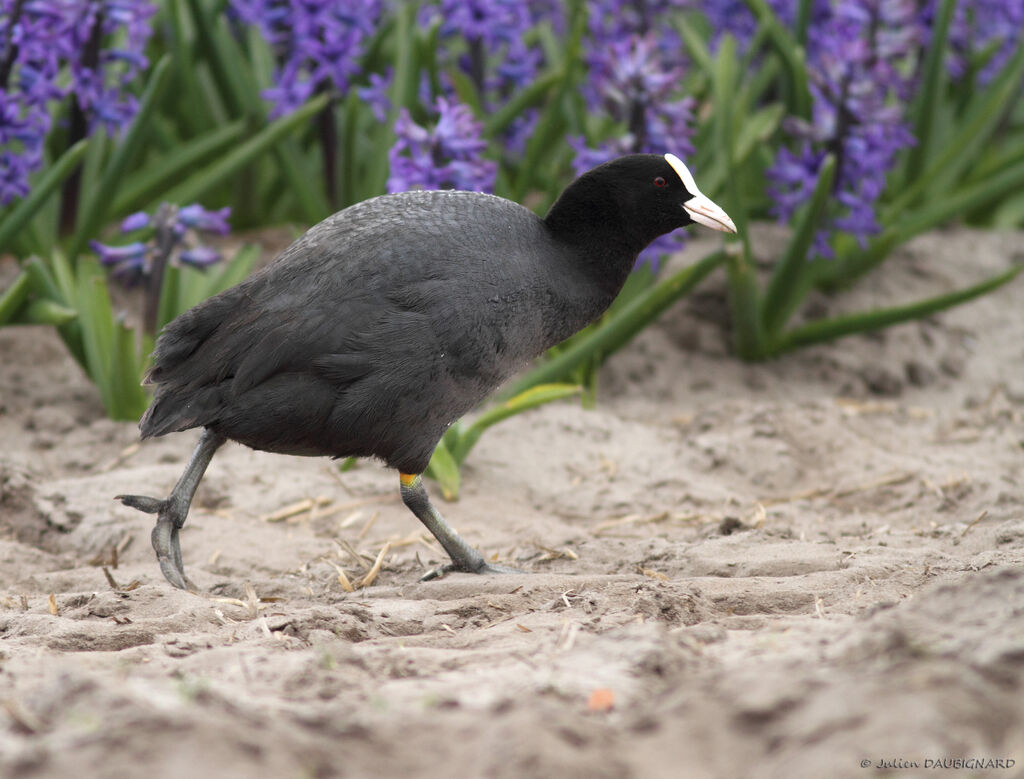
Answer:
[[140, 386, 222, 439]]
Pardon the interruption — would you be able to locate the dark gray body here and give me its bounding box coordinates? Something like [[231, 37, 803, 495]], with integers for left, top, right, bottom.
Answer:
[[142, 190, 618, 473]]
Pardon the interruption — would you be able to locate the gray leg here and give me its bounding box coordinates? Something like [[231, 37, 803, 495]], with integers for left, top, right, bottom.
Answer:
[[399, 473, 523, 581], [117, 428, 226, 590]]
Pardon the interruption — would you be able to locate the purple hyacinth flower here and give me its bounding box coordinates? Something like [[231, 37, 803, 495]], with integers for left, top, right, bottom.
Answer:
[[933, 0, 1024, 83], [90, 240, 148, 266], [421, 0, 560, 153], [0, 150, 33, 203], [228, 0, 383, 117], [179, 246, 223, 268], [700, 0, 799, 52], [0, 0, 155, 204], [120, 211, 151, 232], [357, 70, 393, 123], [767, 0, 920, 258], [177, 204, 232, 235], [90, 240, 149, 284], [95, 201, 231, 291], [387, 97, 496, 193]]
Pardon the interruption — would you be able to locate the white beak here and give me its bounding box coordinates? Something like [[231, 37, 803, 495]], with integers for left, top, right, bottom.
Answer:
[[664, 153, 738, 234], [684, 193, 737, 234]]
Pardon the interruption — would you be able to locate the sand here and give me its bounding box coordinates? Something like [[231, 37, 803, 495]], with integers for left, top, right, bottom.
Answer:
[[1, 224, 1023, 779]]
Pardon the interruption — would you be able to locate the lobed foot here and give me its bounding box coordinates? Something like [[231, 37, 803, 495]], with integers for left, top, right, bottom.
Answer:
[[116, 493, 197, 591]]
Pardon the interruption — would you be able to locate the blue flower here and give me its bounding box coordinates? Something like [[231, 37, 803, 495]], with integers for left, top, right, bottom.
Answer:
[[90, 240, 149, 285], [0, 0, 155, 204], [418, 0, 561, 155], [177, 204, 232, 235], [228, 0, 383, 117], [120, 211, 151, 232], [92, 202, 232, 288], [387, 97, 496, 193], [939, 0, 1024, 83], [179, 246, 223, 268], [700, 0, 798, 52], [767, 0, 920, 257]]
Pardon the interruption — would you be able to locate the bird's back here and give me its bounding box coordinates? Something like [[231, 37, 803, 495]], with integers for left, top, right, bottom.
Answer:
[[140, 190, 605, 472]]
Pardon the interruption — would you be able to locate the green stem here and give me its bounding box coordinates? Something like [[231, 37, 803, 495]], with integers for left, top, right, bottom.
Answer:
[[776, 264, 1023, 354]]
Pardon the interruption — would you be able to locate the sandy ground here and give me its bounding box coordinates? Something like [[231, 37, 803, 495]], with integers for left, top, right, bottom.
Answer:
[[1, 224, 1023, 779]]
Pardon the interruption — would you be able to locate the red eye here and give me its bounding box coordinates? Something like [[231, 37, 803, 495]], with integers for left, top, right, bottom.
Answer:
[[654, 176, 667, 188]]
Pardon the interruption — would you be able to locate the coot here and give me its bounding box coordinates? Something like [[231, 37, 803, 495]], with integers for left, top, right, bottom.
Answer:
[[118, 153, 736, 589]]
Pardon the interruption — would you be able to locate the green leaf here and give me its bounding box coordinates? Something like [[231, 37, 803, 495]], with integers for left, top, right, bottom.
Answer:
[[447, 69, 484, 115], [77, 130, 110, 230], [156, 263, 183, 334], [451, 383, 582, 465], [904, 0, 956, 184], [111, 120, 247, 214], [61, 257, 149, 419], [828, 152, 1024, 288], [777, 263, 1024, 353], [740, 0, 811, 118], [712, 35, 740, 160], [898, 156, 1024, 237], [109, 318, 149, 420], [992, 187, 1024, 228], [795, 0, 812, 45], [0, 271, 31, 326], [16, 299, 78, 326], [75, 259, 118, 413], [425, 440, 461, 501], [25, 254, 87, 368], [22, 257, 62, 306], [483, 69, 563, 138], [711, 35, 760, 360], [0, 140, 88, 255], [890, 30, 1024, 216], [968, 134, 1024, 187], [391, 2, 420, 111], [162, 94, 330, 206], [164, 0, 209, 138], [69, 57, 174, 260], [674, 16, 714, 75], [724, 245, 764, 359], [761, 153, 836, 335], [711, 37, 754, 246], [743, 52, 781, 108], [245, 21, 276, 88], [505, 250, 726, 397], [271, 138, 333, 224], [733, 103, 785, 166], [49, 249, 77, 302], [184, 0, 260, 117]]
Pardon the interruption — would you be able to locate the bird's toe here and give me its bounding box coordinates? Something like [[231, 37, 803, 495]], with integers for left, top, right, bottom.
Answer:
[[151, 518, 197, 591], [419, 560, 526, 581], [117, 494, 166, 514]]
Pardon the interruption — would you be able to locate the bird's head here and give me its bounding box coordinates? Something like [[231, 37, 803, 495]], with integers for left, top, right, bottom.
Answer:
[[597, 153, 736, 236], [545, 153, 736, 255]]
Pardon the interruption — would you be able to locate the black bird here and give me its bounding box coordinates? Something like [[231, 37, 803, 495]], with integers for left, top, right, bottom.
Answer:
[[118, 153, 736, 589]]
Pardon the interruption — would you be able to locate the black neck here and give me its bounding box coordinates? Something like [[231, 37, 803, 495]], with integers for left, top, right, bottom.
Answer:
[[543, 178, 647, 296]]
